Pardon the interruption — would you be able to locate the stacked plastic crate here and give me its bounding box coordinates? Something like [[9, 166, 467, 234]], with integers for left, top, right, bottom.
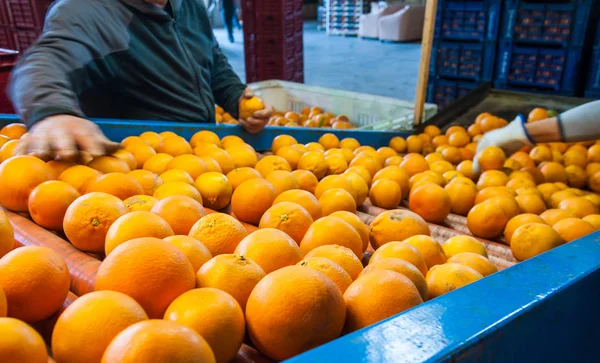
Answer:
[[325, 0, 365, 36], [426, 0, 501, 109], [0, 0, 51, 52], [242, 0, 304, 83], [584, 21, 600, 98], [318, 2, 326, 31], [495, 0, 598, 96]]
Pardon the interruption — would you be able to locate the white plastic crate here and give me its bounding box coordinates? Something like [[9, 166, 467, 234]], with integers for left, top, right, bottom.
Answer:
[[250, 80, 438, 131]]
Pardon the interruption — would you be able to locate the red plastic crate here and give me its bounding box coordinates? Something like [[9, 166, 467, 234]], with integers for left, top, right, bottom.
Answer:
[[244, 11, 296, 38], [0, 27, 15, 49], [0, 50, 17, 114], [13, 27, 38, 51], [293, 33, 303, 55], [5, 0, 51, 29], [256, 0, 296, 17], [0, 2, 10, 26], [256, 55, 297, 81], [255, 35, 296, 60]]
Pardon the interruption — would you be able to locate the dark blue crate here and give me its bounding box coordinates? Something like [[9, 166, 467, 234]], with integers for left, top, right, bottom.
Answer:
[[494, 82, 577, 97], [434, 0, 501, 42], [500, 0, 596, 48], [585, 48, 600, 95], [495, 42, 583, 94], [430, 41, 496, 81], [427, 78, 479, 109]]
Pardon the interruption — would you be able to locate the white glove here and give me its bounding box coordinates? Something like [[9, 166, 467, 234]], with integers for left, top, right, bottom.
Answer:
[[472, 115, 533, 174]]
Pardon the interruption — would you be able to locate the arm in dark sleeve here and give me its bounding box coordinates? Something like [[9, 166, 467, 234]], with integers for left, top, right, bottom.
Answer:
[[210, 42, 247, 118], [8, 1, 126, 126]]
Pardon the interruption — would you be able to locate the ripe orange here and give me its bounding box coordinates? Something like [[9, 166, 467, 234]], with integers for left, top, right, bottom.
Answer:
[[315, 175, 356, 200], [539, 162, 567, 183], [246, 266, 345, 361], [319, 188, 357, 215], [343, 270, 423, 332], [274, 189, 322, 221], [341, 137, 361, 151], [0, 139, 18, 162], [368, 178, 401, 209], [150, 195, 206, 235], [467, 199, 509, 239], [564, 149, 587, 168], [424, 125, 441, 137], [456, 160, 475, 180], [142, 153, 173, 175], [105, 211, 174, 255], [409, 183, 451, 223], [325, 153, 349, 175], [318, 133, 340, 150], [255, 155, 292, 177], [258, 202, 313, 244], [276, 146, 303, 169], [372, 165, 410, 199], [290, 169, 318, 193], [196, 254, 265, 310], [475, 112, 491, 125], [389, 136, 407, 153], [511, 223, 563, 261], [426, 263, 483, 299], [329, 211, 370, 252], [221, 135, 245, 149], [227, 144, 258, 168], [101, 320, 215, 363], [403, 235, 446, 268], [28, 180, 80, 230], [159, 168, 195, 184], [565, 165, 587, 189], [0, 246, 70, 322], [540, 208, 576, 226], [153, 181, 203, 203], [165, 154, 207, 180], [122, 135, 149, 148], [272, 135, 298, 154], [193, 147, 235, 174], [558, 197, 597, 218], [156, 135, 193, 156], [477, 146, 506, 171], [0, 210, 14, 259], [139, 131, 163, 149], [127, 169, 163, 195], [442, 235, 488, 258], [52, 291, 148, 363], [400, 154, 430, 177], [406, 135, 423, 153], [231, 178, 277, 224], [510, 151, 536, 169], [343, 171, 368, 206], [200, 156, 224, 173], [445, 179, 476, 216], [265, 170, 299, 195], [88, 155, 131, 174], [350, 153, 384, 178], [300, 215, 363, 258], [359, 257, 428, 300], [190, 130, 222, 148], [124, 142, 157, 169], [515, 193, 547, 215], [188, 213, 247, 255], [46, 160, 76, 179], [583, 214, 600, 229], [504, 214, 546, 245], [0, 317, 48, 363], [480, 116, 508, 133], [474, 186, 514, 205], [528, 107, 549, 122], [163, 235, 212, 273], [86, 173, 144, 200], [235, 228, 303, 274], [369, 241, 428, 276], [305, 245, 363, 280], [529, 145, 552, 164], [553, 218, 595, 242], [194, 172, 233, 210], [369, 209, 431, 250], [164, 288, 244, 363], [227, 167, 262, 190], [0, 123, 27, 139], [447, 252, 497, 276], [96, 238, 195, 318], [476, 170, 509, 190], [297, 257, 352, 293], [0, 155, 53, 212]]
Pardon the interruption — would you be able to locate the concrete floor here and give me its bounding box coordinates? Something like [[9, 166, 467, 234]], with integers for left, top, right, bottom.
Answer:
[[214, 22, 422, 102]]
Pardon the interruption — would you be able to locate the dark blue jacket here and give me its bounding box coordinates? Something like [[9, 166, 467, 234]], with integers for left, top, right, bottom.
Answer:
[[9, 0, 246, 126]]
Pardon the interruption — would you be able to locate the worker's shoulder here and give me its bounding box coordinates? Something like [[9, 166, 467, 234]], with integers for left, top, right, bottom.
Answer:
[[46, 0, 131, 27]]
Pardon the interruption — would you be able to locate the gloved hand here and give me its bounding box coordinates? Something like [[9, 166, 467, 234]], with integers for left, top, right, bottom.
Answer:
[[472, 114, 533, 174], [238, 88, 273, 134]]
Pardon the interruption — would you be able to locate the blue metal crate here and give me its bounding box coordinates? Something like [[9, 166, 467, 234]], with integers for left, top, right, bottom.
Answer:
[[430, 41, 496, 81], [495, 42, 583, 94], [427, 78, 479, 109], [585, 48, 600, 97], [500, 0, 596, 48], [434, 0, 501, 42]]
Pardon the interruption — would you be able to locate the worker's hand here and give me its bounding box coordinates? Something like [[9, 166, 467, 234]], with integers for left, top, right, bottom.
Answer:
[[238, 88, 272, 134], [14, 115, 120, 162], [472, 115, 532, 174]]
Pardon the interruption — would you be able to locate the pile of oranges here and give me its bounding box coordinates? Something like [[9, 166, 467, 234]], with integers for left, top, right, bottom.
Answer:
[[0, 104, 598, 362]]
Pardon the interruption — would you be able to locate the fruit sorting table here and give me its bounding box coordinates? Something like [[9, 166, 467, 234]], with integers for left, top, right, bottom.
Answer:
[[1, 114, 599, 362]]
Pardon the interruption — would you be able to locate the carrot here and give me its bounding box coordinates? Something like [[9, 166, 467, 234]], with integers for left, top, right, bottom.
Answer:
[[4, 210, 100, 295], [31, 292, 78, 346]]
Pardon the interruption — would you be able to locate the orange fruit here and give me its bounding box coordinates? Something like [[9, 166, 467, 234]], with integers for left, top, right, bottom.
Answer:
[[368, 178, 401, 209], [475, 112, 491, 125], [529, 145, 552, 164], [105, 211, 174, 255], [409, 183, 451, 223], [372, 165, 410, 199], [246, 266, 345, 361], [63, 192, 127, 253], [486, 195, 520, 220], [528, 107, 549, 122], [400, 154, 430, 177], [343, 269, 423, 333], [127, 169, 163, 195], [101, 320, 215, 363], [0, 155, 53, 212], [190, 130, 222, 148], [235, 228, 303, 274], [273, 189, 322, 221], [86, 172, 144, 200], [306, 141, 325, 151], [255, 155, 291, 177], [506, 177, 536, 191], [150, 195, 206, 235], [426, 263, 483, 299], [0, 123, 27, 139], [158, 171, 193, 188], [52, 291, 148, 363], [511, 223, 564, 261], [467, 124, 482, 137], [369, 209, 430, 250], [448, 131, 470, 147], [265, 170, 299, 196], [540, 208, 576, 226], [88, 155, 131, 174], [221, 135, 245, 149], [272, 135, 298, 154], [539, 162, 567, 183], [480, 116, 508, 133], [558, 197, 597, 218], [0, 139, 18, 162], [196, 254, 265, 310], [329, 211, 370, 252], [200, 156, 224, 173], [46, 160, 76, 179], [432, 135, 449, 147], [258, 202, 313, 244], [443, 170, 464, 183], [315, 174, 356, 200], [194, 147, 235, 174], [0, 317, 48, 363], [318, 133, 340, 150], [142, 153, 174, 175], [440, 146, 461, 164], [403, 235, 446, 268], [122, 136, 149, 148], [231, 178, 277, 224], [124, 142, 157, 169], [426, 152, 445, 164], [297, 257, 352, 293], [447, 252, 497, 277], [291, 169, 318, 193], [584, 194, 600, 208], [442, 235, 488, 258], [194, 172, 233, 210], [165, 154, 207, 180], [26, 180, 79, 231], [467, 199, 509, 239], [589, 171, 600, 192], [343, 171, 368, 205], [445, 180, 476, 216], [0, 246, 70, 322], [96, 238, 195, 318], [341, 137, 361, 151], [476, 170, 509, 190], [424, 125, 441, 137], [319, 188, 357, 215], [305, 245, 363, 280], [456, 160, 475, 180], [565, 165, 587, 189], [227, 167, 262, 190], [350, 153, 383, 178], [476, 146, 506, 171], [0, 210, 14, 259], [275, 146, 303, 169], [553, 218, 596, 242], [583, 214, 600, 229], [156, 135, 193, 156], [510, 151, 535, 169], [188, 211, 247, 255], [300, 215, 363, 258], [564, 149, 587, 168], [165, 288, 244, 363], [389, 136, 407, 153], [474, 186, 515, 205], [139, 131, 163, 149], [153, 181, 203, 203], [325, 154, 348, 175], [430, 160, 455, 175], [515, 193, 547, 215], [359, 257, 427, 299], [297, 151, 328, 180], [406, 135, 423, 153], [369, 241, 428, 276], [344, 165, 372, 187], [164, 235, 212, 273]]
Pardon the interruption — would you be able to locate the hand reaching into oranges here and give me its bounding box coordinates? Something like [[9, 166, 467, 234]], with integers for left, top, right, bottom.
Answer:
[[14, 115, 120, 162], [238, 88, 272, 134]]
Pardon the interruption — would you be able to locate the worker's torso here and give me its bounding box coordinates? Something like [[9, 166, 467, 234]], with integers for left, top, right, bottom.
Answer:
[[68, 0, 218, 122]]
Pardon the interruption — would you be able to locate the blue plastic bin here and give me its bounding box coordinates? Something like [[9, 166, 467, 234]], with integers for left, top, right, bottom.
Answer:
[[495, 42, 582, 95], [434, 0, 501, 42], [500, 0, 596, 48], [426, 78, 479, 109], [430, 41, 496, 81]]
